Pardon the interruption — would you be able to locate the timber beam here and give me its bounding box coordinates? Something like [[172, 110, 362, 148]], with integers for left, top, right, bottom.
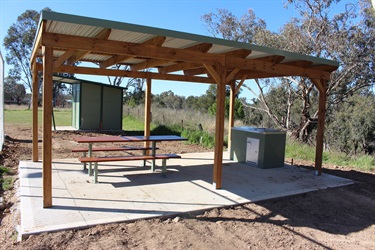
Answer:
[[138, 42, 212, 72], [101, 36, 167, 69], [41, 32, 335, 80]]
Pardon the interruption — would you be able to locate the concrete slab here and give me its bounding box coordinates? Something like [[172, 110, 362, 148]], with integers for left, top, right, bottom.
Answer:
[[54, 126, 78, 131], [19, 152, 353, 237]]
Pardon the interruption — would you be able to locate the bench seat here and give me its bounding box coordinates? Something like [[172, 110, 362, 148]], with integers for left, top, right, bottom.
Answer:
[[73, 145, 159, 171], [79, 154, 181, 183], [72, 145, 157, 153]]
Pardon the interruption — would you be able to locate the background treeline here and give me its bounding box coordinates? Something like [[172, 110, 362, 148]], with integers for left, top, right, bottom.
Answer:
[[123, 82, 375, 157]]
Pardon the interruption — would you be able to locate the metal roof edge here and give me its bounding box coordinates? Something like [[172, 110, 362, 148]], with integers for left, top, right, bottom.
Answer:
[[40, 11, 339, 68], [52, 75, 128, 90]]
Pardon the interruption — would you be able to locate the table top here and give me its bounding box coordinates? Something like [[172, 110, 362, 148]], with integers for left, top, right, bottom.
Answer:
[[73, 135, 187, 143]]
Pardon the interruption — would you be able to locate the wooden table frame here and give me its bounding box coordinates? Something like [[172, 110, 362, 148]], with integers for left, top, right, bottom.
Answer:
[[73, 135, 187, 174]]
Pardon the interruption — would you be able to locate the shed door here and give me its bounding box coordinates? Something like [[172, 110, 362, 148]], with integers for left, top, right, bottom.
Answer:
[[246, 137, 260, 165]]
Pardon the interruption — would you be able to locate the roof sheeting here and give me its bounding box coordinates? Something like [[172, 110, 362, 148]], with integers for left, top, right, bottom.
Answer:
[[31, 11, 339, 82]]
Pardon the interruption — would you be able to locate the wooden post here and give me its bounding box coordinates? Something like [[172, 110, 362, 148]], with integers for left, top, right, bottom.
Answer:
[[213, 65, 226, 189], [144, 77, 151, 149], [32, 63, 39, 162], [228, 80, 235, 155], [314, 79, 327, 175], [42, 46, 53, 208]]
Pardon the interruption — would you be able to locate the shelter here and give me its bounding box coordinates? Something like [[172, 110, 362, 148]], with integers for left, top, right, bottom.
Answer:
[[53, 76, 125, 130], [30, 11, 339, 208]]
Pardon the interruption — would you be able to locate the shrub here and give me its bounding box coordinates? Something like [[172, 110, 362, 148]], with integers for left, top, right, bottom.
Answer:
[[151, 124, 181, 136], [1, 177, 14, 191], [181, 129, 217, 148], [0, 166, 13, 192]]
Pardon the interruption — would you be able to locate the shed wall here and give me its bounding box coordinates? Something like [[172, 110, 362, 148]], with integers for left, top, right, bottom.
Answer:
[[71, 82, 123, 130], [80, 84, 101, 130], [102, 87, 122, 130]]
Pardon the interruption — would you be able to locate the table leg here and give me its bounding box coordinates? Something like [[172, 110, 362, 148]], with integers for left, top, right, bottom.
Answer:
[[151, 141, 156, 172], [83, 151, 87, 170], [94, 162, 98, 183], [162, 159, 167, 178], [88, 143, 93, 176], [142, 149, 146, 167]]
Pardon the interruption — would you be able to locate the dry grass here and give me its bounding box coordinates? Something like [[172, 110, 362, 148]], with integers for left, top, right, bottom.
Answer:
[[123, 104, 244, 134]]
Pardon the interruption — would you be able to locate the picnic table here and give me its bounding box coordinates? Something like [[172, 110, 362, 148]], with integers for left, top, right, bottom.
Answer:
[[73, 135, 187, 182]]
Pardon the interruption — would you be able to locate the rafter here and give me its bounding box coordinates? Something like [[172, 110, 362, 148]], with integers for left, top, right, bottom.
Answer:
[[159, 62, 202, 74], [159, 47, 249, 74], [99, 54, 134, 69], [157, 43, 213, 74], [30, 21, 46, 64], [253, 55, 285, 64], [130, 58, 171, 71], [183, 67, 208, 76], [53, 49, 76, 69], [236, 71, 284, 79], [66, 28, 112, 66], [309, 64, 339, 72], [46, 64, 216, 84], [131, 43, 212, 74], [282, 60, 313, 68], [223, 49, 252, 58], [102, 36, 166, 69], [41, 32, 335, 80]]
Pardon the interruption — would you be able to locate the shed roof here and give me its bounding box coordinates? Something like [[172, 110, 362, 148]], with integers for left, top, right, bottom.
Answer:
[[53, 75, 127, 90], [31, 11, 338, 83]]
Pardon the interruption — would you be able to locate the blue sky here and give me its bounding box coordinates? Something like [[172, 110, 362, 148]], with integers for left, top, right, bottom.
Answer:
[[0, 0, 353, 99]]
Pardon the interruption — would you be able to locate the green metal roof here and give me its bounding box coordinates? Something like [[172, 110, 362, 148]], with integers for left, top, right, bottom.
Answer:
[[37, 11, 339, 68]]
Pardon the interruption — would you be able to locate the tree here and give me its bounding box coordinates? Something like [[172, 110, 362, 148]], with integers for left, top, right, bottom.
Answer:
[[153, 91, 185, 109], [208, 97, 245, 120], [326, 92, 375, 154], [4, 76, 26, 104], [3, 8, 51, 93], [202, 0, 375, 144], [282, 0, 375, 142]]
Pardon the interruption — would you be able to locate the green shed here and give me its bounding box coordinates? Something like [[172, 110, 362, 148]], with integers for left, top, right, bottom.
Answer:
[[54, 76, 125, 130]]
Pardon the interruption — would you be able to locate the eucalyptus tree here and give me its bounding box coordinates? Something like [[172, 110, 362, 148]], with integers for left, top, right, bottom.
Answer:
[[202, 0, 375, 145], [326, 91, 375, 154], [4, 76, 26, 104], [3, 8, 51, 93]]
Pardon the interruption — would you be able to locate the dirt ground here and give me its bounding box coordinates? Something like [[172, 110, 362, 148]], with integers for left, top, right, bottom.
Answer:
[[0, 124, 375, 250]]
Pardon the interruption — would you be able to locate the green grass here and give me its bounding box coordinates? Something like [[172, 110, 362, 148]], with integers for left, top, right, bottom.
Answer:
[[0, 166, 13, 191], [285, 139, 317, 162], [4, 108, 72, 126], [286, 138, 375, 171], [52, 109, 72, 126], [122, 115, 144, 131], [4, 108, 150, 130]]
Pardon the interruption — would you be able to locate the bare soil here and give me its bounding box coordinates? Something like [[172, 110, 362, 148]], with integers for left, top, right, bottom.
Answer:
[[1, 124, 375, 249]]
